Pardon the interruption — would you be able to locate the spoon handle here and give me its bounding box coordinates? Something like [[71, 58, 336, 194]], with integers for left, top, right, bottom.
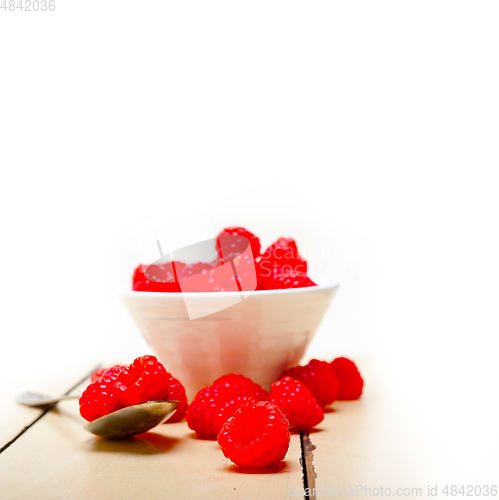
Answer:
[[17, 392, 80, 407]]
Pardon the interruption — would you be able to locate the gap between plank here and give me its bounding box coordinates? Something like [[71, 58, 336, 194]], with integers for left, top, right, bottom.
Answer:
[[300, 431, 318, 500], [0, 363, 101, 455]]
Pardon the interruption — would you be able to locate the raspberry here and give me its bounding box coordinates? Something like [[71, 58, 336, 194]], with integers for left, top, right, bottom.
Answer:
[[258, 238, 308, 282], [186, 374, 268, 439], [217, 227, 261, 261], [227, 250, 260, 292], [261, 269, 317, 290], [177, 261, 241, 292], [132, 262, 185, 292], [268, 376, 324, 431], [177, 262, 214, 280], [281, 359, 340, 408], [216, 229, 261, 292], [79, 355, 188, 423], [131, 232, 316, 292], [80, 368, 123, 422], [218, 401, 290, 468], [90, 365, 124, 383], [331, 357, 364, 400]]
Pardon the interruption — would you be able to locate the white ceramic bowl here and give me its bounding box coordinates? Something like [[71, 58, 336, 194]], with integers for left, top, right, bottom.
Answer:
[[120, 281, 338, 399]]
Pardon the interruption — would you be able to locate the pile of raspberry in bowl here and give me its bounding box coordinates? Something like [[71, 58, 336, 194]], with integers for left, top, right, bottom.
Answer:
[[132, 227, 317, 293], [80, 355, 364, 469]]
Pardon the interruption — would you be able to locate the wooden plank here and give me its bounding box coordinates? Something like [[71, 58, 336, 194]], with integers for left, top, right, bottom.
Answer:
[[1, 356, 439, 499], [0, 377, 304, 500], [298, 358, 439, 499], [0, 362, 100, 450]]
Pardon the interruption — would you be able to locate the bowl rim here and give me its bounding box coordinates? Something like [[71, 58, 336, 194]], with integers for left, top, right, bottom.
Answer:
[[119, 279, 339, 298]]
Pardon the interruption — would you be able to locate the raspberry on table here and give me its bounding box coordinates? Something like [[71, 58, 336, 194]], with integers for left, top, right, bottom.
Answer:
[[79, 355, 188, 423], [186, 374, 268, 439], [80, 367, 123, 422], [331, 357, 364, 400], [268, 376, 324, 431], [90, 365, 125, 383], [217, 400, 291, 468], [281, 359, 340, 408]]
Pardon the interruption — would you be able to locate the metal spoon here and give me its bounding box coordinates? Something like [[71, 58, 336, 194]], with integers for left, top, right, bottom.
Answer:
[[17, 392, 80, 407], [84, 400, 179, 439], [18, 392, 179, 439]]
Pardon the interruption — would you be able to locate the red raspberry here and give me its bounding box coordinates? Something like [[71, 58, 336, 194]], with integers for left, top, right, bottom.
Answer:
[[268, 376, 324, 431], [80, 368, 123, 422], [227, 250, 260, 292], [177, 262, 214, 280], [261, 269, 317, 290], [216, 229, 261, 292], [217, 227, 261, 260], [218, 401, 290, 468], [186, 374, 268, 439], [132, 262, 185, 292], [258, 238, 308, 281], [90, 365, 125, 383], [331, 357, 364, 400], [177, 261, 242, 292], [281, 359, 340, 408], [79, 355, 188, 423]]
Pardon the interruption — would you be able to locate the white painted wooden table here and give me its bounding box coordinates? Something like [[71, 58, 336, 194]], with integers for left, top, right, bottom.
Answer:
[[0, 359, 438, 499]]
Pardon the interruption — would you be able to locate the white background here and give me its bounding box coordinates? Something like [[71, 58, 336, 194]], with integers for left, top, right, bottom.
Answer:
[[1, 0, 498, 490]]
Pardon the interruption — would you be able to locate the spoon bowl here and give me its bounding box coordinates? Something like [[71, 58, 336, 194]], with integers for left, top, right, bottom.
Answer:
[[84, 400, 179, 439]]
